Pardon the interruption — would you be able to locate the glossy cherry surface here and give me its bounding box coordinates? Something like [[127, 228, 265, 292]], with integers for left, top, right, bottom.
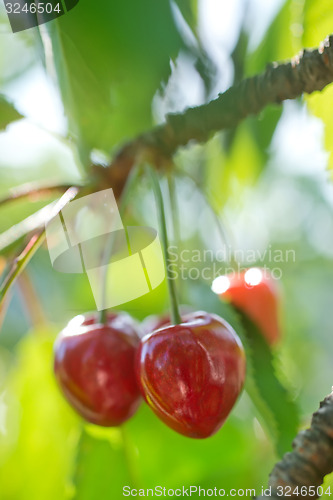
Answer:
[[213, 268, 280, 345], [136, 311, 246, 438], [54, 312, 141, 426]]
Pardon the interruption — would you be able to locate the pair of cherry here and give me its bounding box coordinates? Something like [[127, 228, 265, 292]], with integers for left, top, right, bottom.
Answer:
[[54, 268, 279, 439]]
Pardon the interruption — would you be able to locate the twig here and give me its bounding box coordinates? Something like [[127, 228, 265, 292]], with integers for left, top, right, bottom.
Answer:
[[0, 182, 77, 208], [0, 187, 79, 310], [0, 187, 81, 254], [0, 203, 59, 253], [257, 391, 333, 499], [94, 34, 333, 198]]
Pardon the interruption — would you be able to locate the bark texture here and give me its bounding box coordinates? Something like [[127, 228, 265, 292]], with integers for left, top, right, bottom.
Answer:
[[257, 392, 333, 499], [94, 34, 333, 197]]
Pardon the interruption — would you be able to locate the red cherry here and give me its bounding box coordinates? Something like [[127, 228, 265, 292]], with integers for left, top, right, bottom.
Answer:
[[54, 312, 141, 426], [136, 311, 246, 439], [213, 268, 280, 345]]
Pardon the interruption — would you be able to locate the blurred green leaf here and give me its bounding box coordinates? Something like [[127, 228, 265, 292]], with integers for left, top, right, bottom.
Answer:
[[237, 0, 294, 171], [240, 313, 299, 457], [43, 1, 184, 162], [303, 0, 333, 173], [0, 95, 23, 131], [172, 0, 215, 94], [0, 330, 80, 500], [0, 203, 53, 255], [205, 124, 262, 212], [124, 403, 273, 491], [303, 0, 333, 48], [73, 427, 137, 499], [246, 106, 283, 158], [246, 0, 295, 76]]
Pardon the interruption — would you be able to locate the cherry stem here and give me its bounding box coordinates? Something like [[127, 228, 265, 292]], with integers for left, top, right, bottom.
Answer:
[[99, 166, 141, 324], [167, 171, 181, 248], [167, 170, 184, 300], [146, 164, 181, 325]]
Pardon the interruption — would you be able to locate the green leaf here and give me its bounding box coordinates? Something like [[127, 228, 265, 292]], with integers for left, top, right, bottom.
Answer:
[[0, 330, 80, 500], [303, 0, 333, 48], [0, 203, 52, 254], [238, 0, 292, 170], [42, 1, 184, 162], [124, 404, 273, 490], [73, 426, 137, 499], [246, 0, 295, 76], [303, 0, 333, 174], [240, 313, 299, 457], [205, 124, 263, 211], [0, 95, 23, 130]]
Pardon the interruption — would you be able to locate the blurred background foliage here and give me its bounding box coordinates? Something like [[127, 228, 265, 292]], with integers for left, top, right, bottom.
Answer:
[[1, 0, 333, 498]]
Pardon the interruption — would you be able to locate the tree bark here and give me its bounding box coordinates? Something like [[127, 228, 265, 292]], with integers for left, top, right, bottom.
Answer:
[[94, 34, 333, 197], [257, 391, 333, 499]]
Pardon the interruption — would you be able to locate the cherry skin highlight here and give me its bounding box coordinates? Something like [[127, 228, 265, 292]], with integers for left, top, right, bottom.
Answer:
[[136, 311, 246, 439], [54, 312, 141, 426], [214, 268, 280, 345]]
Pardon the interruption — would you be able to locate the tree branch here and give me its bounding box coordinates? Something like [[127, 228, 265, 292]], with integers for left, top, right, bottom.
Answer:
[[257, 391, 333, 499], [95, 33, 333, 198]]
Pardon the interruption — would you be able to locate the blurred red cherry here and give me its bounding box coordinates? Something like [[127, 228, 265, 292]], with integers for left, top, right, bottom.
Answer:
[[136, 311, 246, 439], [54, 312, 141, 426], [212, 268, 280, 345]]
